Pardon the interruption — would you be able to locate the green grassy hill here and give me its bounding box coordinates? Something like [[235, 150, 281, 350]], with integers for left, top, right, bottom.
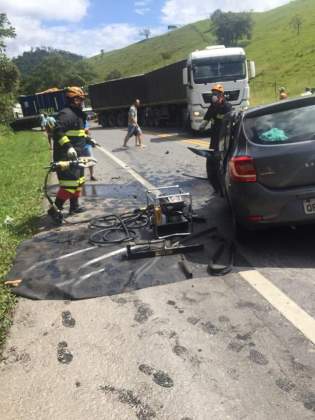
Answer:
[[87, 0, 315, 105]]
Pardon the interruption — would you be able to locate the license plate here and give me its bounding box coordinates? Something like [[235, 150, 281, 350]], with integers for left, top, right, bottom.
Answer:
[[303, 198, 315, 215]]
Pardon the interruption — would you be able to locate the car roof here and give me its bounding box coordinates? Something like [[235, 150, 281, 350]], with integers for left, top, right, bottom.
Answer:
[[244, 95, 315, 118]]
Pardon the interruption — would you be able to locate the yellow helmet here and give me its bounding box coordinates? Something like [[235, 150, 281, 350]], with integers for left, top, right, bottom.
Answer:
[[212, 83, 224, 94], [65, 86, 86, 99]]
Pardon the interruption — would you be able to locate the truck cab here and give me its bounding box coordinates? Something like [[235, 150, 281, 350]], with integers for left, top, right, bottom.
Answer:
[[183, 45, 255, 131]]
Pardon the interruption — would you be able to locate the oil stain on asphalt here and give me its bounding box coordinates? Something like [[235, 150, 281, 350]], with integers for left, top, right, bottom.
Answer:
[[57, 341, 73, 364], [134, 300, 154, 324], [61, 311, 76, 328], [139, 364, 174, 388], [99, 384, 156, 419]]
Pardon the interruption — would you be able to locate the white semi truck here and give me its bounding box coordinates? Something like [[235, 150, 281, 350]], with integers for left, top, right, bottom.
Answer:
[[184, 45, 256, 130], [89, 45, 255, 131]]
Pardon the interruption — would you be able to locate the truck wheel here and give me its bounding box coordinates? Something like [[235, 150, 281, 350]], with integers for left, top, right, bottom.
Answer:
[[100, 115, 107, 128], [116, 112, 125, 127], [108, 113, 116, 127]]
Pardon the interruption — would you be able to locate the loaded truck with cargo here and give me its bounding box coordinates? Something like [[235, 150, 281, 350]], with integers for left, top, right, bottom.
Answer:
[[11, 88, 66, 131], [88, 45, 256, 131]]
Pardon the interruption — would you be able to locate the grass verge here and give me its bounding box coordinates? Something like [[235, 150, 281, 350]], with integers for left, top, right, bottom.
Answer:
[[0, 126, 49, 351]]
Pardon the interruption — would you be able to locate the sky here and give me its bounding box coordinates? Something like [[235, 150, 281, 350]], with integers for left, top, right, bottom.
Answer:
[[1, 0, 292, 58]]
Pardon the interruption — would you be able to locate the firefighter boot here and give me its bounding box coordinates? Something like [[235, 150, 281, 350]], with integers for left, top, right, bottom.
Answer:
[[47, 197, 64, 224], [69, 196, 86, 214]]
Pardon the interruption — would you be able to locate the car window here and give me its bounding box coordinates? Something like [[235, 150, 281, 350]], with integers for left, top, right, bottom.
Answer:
[[244, 104, 315, 145]]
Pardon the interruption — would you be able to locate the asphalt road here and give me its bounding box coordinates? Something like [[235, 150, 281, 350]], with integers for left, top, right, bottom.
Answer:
[[1, 125, 315, 420]]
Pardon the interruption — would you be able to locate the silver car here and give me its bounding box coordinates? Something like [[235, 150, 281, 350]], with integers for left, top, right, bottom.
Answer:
[[193, 95, 315, 231]]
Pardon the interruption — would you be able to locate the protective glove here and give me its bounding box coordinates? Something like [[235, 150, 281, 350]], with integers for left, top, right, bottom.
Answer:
[[85, 136, 96, 147], [89, 138, 96, 147], [67, 146, 77, 160]]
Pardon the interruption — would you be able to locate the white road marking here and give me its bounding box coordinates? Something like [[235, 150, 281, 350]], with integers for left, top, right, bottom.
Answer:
[[97, 141, 315, 346], [96, 145, 155, 191], [240, 270, 315, 345]]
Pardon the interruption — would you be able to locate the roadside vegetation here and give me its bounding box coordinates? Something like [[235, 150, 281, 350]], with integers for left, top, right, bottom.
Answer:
[[87, 0, 315, 105], [0, 126, 49, 350]]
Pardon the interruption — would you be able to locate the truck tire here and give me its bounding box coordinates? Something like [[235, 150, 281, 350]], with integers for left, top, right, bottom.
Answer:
[[108, 113, 116, 127], [116, 111, 126, 127], [100, 114, 107, 128]]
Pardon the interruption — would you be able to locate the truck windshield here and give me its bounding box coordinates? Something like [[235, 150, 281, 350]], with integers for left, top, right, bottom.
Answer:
[[244, 104, 315, 145], [192, 55, 246, 84]]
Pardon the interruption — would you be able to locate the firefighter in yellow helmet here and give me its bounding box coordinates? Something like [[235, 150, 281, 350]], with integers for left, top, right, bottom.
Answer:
[[199, 83, 232, 151], [48, 87, 95, 220], [199, 83, 232, 195]]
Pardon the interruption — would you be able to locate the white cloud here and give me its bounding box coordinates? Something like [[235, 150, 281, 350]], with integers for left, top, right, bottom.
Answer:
[[0, 0, 89, 22], [161, 0, 292, 25], [135, 0, 150, 5], [5, 15, 164, 58], [135, 8, 151, 15], [134, 0, 152, 16]]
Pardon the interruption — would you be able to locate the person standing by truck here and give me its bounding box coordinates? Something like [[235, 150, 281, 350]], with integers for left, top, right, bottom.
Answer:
[[123, 99, 144, 148], [199, 84, 232, 151], [83, 118, 97, 181], [199, 84, 232, 195]]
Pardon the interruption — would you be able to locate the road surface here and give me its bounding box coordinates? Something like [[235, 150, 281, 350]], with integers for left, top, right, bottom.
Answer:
[[1, 125, 315, 420]]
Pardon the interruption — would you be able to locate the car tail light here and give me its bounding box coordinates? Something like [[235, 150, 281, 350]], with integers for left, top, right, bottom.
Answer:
[[229, 156, 257, 183], [247, 215, 263, 222]]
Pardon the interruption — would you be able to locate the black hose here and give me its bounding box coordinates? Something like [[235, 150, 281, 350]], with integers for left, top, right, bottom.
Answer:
[[89, 212, 149, 245]]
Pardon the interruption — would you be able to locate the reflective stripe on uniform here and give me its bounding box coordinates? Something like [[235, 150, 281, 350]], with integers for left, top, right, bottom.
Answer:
[[78, 176, 85, 186], [59, 135, 70, 146], [65, 129, 86, 137], [59, 179, 81, 187]]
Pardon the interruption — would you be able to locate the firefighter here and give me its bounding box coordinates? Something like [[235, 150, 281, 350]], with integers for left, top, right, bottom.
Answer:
[[199, 83, 232, 151], [199, 84, 232, 195], [48, 86, 95, 219]]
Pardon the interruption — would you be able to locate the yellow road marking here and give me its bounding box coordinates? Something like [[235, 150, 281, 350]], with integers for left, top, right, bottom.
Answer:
[[182, 140, 209, 147]]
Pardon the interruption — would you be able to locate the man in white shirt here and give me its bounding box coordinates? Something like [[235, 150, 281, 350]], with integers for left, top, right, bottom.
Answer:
[[123, 99, 144, 148]]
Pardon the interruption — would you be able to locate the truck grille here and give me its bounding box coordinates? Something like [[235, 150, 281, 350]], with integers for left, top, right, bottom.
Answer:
[[203, 90, 240, 103]]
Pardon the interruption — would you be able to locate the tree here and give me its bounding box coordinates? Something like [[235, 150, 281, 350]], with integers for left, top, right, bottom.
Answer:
[[0, 14, 19, 122], [20, 53, 96, 94], [211, 10, 253, 46], [290, 15, 303, 36], [140, 28, 151, 40], [106, 69, 122, 81], [13, 47, 83, 77], [161, 52, 172, 61], [0, 13, 16, 53]]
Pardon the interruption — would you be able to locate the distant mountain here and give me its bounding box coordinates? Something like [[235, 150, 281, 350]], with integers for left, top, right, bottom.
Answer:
[[13, 47, 83, 78]]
